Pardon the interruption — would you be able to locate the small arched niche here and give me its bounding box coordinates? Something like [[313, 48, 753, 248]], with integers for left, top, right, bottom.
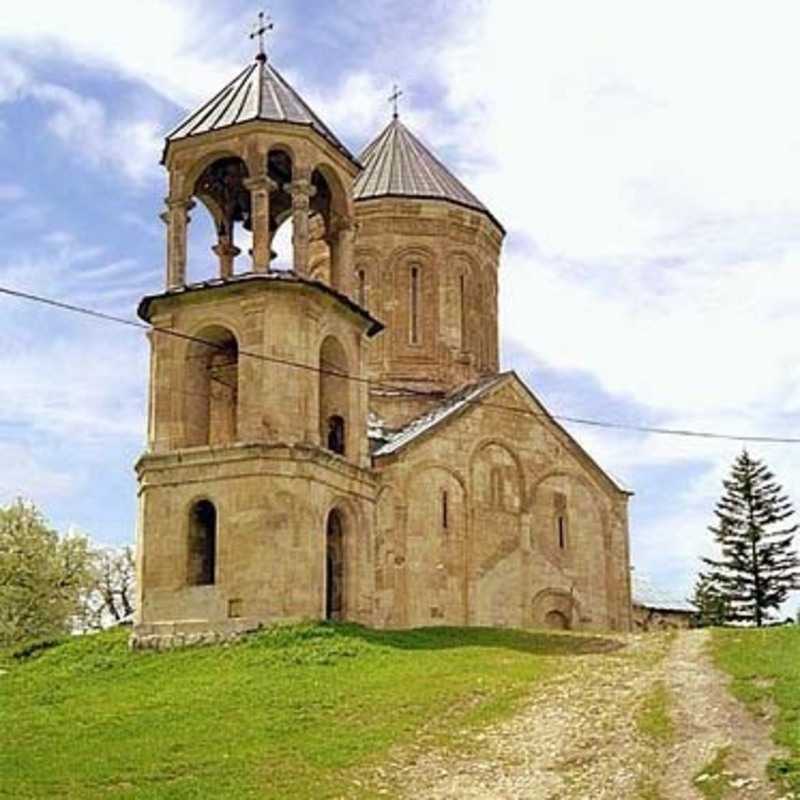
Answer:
[[184, 325, 239, 447], [319, 335, 349, 456], [188, 499, 217, 586]]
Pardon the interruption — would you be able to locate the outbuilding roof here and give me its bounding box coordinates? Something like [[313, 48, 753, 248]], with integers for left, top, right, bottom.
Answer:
[[353, 117, 502, 231], [632, 575, 696, 613], [165, 59, 355, 163]]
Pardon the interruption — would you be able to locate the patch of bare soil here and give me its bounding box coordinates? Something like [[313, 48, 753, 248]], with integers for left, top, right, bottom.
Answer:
[[361, 629, 788, 800]]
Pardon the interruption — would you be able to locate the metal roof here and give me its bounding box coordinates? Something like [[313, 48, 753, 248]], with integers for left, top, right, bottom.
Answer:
[[165, 59, 355, 162], [372, 370, 631, 496], [372, 374, 508, 457], [353, 117, 501, 228], [137, 271, 383, 336], [632, 575, 696, 613]]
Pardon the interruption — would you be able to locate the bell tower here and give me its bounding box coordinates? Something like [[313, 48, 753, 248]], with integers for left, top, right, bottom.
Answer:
[[133, 38, 382, 647]]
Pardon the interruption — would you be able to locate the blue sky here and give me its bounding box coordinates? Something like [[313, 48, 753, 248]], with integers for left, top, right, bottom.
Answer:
[[1, 1, 799, 612]]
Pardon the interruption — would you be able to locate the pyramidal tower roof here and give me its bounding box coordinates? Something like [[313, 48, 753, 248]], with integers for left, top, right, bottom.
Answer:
[[353, 116, 501, 230], [165, 58, 356, 163]]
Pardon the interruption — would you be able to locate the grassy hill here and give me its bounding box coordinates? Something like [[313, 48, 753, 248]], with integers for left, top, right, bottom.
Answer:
[[0, 622, 615, 799], [712, 625, 800, 795]]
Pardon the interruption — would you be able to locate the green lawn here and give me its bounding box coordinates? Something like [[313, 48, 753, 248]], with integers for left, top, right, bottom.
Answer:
[[712, 626, 800, 795], [0, 623, 618, 799]]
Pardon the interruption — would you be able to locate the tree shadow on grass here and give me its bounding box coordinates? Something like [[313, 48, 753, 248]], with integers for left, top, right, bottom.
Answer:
[[321, 622, 625, 657]]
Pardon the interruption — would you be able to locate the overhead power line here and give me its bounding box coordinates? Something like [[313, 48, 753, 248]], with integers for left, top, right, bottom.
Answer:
[[1, 284, 799, 445]]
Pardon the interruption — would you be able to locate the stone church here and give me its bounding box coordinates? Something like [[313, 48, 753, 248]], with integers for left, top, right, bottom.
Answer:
[[132, 46, 633, 646]]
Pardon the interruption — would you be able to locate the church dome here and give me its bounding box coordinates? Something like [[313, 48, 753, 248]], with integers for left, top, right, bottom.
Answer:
[[354, 117, 502, 231], [164, 58, 356, 164]]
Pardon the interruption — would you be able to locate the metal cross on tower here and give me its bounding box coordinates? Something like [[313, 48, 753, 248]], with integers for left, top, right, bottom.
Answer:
[[389, 84, 403, 119], [250, 11, 274, 62]]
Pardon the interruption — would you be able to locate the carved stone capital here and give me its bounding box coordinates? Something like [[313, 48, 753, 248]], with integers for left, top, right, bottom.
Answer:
[[212, 242, 242, 258], [164, 197, 195, 212], [243, 175, 278, 194], [288, 179, 317, 201]]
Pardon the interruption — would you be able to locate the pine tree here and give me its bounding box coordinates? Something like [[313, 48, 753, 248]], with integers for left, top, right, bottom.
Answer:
[[690, 573, 728, 627], [702, 450, 800, 627]]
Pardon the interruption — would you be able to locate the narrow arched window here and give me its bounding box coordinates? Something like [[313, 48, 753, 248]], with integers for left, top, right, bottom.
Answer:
[[459, 274, 467, 349], [188, 500, 216, 585], [357, 269, 366, 307], [327, 414, 345, 455], [442, 490, 449, 529], [490, 467, 504, 508], [554, 492, 568, 550], [410, 265, 420, 344]]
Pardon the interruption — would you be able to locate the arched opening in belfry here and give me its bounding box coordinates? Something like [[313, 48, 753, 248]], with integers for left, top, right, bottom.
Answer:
[[319, 335, 349, 456], [184, 325, 239, 447], [188, 499, 217, 586], [325, 508, 345, 620], [308, 165, 351, 292], [265, 147, 294, 271], [191, 156, 251, 280]]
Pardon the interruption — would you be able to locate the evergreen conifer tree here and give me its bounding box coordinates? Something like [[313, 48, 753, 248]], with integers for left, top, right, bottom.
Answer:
[[702, 449, 800, 626], [689, 573, 728, 627]]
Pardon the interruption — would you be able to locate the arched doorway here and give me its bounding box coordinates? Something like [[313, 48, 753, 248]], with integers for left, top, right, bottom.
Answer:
[[325, 509, 345, 620], [544, 609, 569, 630]]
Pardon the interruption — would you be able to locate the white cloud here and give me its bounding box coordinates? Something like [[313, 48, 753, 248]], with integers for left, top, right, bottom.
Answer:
[[0, 2, 238, 108], [0, 234, 148, 442], [432, 2, 800, 599], [0, 443, 79, 504]]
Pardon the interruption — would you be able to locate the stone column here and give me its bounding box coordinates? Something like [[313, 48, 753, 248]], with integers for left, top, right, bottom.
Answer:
[[328, 216, 356, 297], [289, 176, 315, 276], [160, 197, 194, 290], [212, 233, 240, 280], [244, 175, 277, 273]]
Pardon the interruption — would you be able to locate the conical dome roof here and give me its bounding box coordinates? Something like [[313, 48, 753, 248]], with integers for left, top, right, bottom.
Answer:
[[165, 59, 355, 163], [353, 117, 501, 230]]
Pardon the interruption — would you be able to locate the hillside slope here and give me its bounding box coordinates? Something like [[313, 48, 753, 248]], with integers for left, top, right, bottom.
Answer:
[[0, 623, 613, 799]]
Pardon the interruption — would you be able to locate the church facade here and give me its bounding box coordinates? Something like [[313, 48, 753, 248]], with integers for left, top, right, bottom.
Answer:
[[132, 50, 633, 647]]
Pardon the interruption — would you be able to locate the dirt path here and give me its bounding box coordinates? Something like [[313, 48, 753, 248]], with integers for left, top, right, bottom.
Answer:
[[366, 629, 788, 800], [661, 629, 785, 800]]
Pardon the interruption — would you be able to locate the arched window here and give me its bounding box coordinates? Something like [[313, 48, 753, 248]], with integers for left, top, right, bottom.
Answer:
[[554, 492, 568, 550], [442, 489, 449, 529], [319, 336, 349, 456], [459, 273, 467, 349], [357, 268, 367, 307], [188, 500, 216, 585], [327, 414, 345, 455], [557, 515, 567, 549], [409, 264, 421, 344], [490, 467, 504, 508]]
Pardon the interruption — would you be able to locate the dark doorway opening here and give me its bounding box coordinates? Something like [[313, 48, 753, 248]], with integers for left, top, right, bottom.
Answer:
[[325, 510, 344, 620]]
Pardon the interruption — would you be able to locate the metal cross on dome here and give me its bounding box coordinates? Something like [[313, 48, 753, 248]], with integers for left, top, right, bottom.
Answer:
[[250, 11, 274, 62], [389, 84, 403, 119]]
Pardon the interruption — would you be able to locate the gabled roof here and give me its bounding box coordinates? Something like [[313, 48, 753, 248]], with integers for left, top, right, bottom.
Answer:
[[633, 575, 695, 613], [165, 59, 355, 163], [372, 371, 630, 496], [353, 117, 503, 232], [372, 374, 506, 456]]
